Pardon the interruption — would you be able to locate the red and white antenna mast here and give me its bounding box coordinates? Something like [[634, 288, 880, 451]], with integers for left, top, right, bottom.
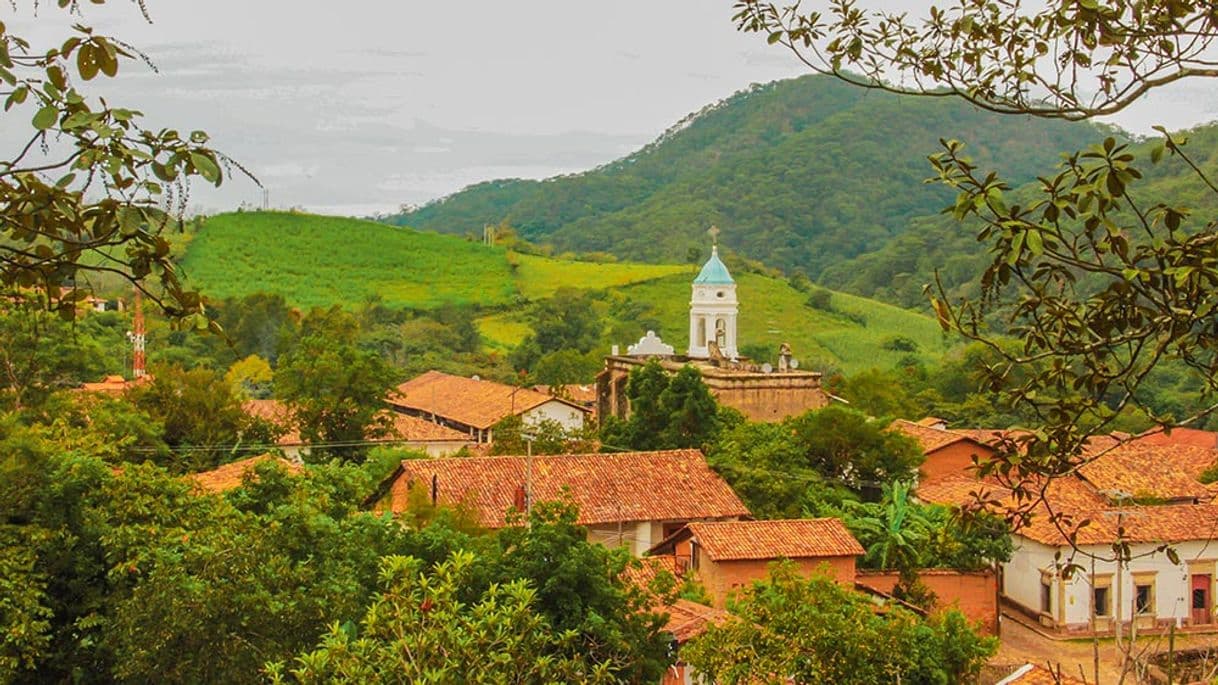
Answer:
[[132, 287, 146, 378]]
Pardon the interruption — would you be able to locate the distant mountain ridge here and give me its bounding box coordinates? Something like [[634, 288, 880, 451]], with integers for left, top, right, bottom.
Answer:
[[382, 74, 1109, 278]]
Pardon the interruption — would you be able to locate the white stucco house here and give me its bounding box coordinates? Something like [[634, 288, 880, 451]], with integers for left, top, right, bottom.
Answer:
[[916, 435, 1218, 635], [1005, 500, 1218, 633]]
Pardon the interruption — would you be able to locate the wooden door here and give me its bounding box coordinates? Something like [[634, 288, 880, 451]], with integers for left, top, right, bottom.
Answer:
[[1192, 574, 1211, 624]]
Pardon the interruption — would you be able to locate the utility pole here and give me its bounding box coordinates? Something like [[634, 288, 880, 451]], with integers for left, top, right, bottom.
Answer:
[[1092, 554, 1100, 685], [1099, 490, 1144, 679], [523, 431, 535, 526]]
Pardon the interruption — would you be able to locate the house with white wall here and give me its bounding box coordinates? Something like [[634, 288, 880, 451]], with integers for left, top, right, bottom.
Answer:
[[1005, 500, 1218, 633], [915, 434, 1218, 634]]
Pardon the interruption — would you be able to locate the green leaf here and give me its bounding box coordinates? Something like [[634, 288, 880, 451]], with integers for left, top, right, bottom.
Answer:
[[77, 44, 99, 81], [32, 105, 58, 130], [190, 152, 222, 185]]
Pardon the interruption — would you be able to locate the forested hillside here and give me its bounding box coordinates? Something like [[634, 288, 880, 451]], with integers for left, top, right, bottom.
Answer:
[[819, 124, 1218, 307], [383, 74, 1107, 277]]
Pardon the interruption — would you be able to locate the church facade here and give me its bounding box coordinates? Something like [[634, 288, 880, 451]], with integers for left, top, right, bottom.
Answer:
[[595, 236, 831, 423]]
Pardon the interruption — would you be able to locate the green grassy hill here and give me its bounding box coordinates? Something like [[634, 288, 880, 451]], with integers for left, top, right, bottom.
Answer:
[[177, 211, 950, 374], [177, 212, 687, 309]]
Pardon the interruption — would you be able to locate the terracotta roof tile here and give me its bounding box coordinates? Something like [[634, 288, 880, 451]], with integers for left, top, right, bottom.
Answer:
[[622, 554, 683, 590], [187, 454, 302, 493], [1136, 426, 1218, 449], [686, 518, 864, 561], [889, 419, 970, 452], [382, 449, 749, 528], [78, 374, 152, 395], [916, 437, 1218, 547], [915, 473, 1013, 508], [243, 399, 469, 445], [1079, 442, 1215, 502], [388, 370, 588, 430], [660, 599, 730, 643], [385, 411, 471, 442]]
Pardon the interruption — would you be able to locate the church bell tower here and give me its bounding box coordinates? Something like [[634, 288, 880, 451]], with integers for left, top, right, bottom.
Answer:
[[688, 227, 738, 360]]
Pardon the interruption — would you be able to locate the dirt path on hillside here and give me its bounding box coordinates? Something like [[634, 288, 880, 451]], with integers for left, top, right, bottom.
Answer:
[[992, 615, 1218, 684]]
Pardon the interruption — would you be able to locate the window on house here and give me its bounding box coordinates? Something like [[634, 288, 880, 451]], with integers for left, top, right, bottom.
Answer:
[[1093, 586, 1110, 617], [1136, 584, 1153, 615], [1040, 578, 1052, 614], [1130, 571, 1156, 616], [690, 540, 700, 570], [1092, 574, 1113, 618]]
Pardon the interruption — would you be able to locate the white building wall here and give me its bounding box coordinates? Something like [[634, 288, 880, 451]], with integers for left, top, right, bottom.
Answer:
[[522, 400, 587, 432], [587, 521, 650, 555], [1005, 535, 1217, 629]]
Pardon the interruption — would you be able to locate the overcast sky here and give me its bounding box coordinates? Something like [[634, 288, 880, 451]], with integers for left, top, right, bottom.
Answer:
[[5, 1, 1218, 216]]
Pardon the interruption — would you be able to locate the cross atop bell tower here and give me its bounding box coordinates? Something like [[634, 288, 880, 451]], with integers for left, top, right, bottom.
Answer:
[[688, 227, 739, 360]]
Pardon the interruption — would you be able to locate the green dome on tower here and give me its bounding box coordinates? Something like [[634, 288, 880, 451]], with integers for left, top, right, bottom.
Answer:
[[693, 246, 735, 285]]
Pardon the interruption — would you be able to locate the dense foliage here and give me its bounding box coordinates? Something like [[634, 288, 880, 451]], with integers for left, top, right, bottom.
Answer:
[[708, 404, 922, 515], [600, 360, 736, 452], [0, 429, 668, 683], [681, 563, 997, 684]]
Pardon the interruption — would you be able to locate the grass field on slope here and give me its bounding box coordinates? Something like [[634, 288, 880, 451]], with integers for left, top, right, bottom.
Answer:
[[512, 254, 692, 300], [478, 272, 949, 374], [178, 212, 687, 309]]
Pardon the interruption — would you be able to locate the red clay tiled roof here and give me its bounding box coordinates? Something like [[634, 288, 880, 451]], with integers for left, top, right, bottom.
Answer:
[[1136, 426, 1218, 449], [243, 399, 469, 445], [686, 518, 864, 561], [381, 449, 749, 528], [187, 454, 302, 493], [915, 434, 1218, 547], [1079, 442, 1215, 502], [243, 399, 301, 445], [385, 411, 471, 442], [389, 370, 588, 430], [1022, 503, 1218, 546], [78, 374, 151, 395], [660, 599, 729, 643], [915, 473, 1013, 508], [889, 419, 971, 452], [622, 554, 683, 590]]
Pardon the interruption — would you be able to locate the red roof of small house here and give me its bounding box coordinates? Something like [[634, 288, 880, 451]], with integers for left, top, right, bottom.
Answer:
[[378, 449, 749, 529], [659, 599, 730, 643], [186, 454, 302, 493], [678, 518, 865, 562], [389, 370, 589, 430], [78, 374, 151, 395], [888, 419, 996, 455], [622, 554, 684, 591], [243, 399, 469, 446]]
